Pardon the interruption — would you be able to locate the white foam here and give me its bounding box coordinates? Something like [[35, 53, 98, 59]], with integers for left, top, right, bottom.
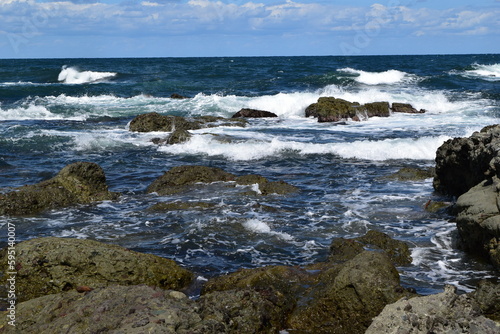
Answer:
[[462, 63, 500, 81], [242, 218, 293, 240], [57, 65, 117, 84], [158, 132, 450, 161], [338, 67, 409, 85], [0, 104, 63, 120]]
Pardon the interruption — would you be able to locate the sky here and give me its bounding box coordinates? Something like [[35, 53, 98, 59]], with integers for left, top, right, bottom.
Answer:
[[0, 0, 498, 58]]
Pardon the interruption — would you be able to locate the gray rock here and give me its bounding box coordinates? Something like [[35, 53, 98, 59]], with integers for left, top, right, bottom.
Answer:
[[232, 108, 278, 118], [366, 285, 500, 334]]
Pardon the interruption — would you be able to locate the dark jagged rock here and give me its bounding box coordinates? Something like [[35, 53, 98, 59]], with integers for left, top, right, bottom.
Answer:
[[147, 165, 299, 196], [473, 280, 500, 322], [170, 93, 190, 99], [0, 237, 193, 303], [129, 112, 247, 133], [434, 125, 500, 197], [232, 108, 278, 118], [366, 285, 500, 334], [0, 162, 118, 216], [391, 102, 425, 113]]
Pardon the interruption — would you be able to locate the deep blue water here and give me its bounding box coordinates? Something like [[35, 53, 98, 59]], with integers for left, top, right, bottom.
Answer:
[[1, 54, 499, 294]]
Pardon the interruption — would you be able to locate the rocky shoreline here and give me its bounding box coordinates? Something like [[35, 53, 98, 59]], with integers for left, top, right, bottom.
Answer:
[[1, 115, 499, 332]]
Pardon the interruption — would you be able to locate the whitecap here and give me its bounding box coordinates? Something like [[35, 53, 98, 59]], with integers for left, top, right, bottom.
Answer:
[[58, 65, 117, 84], [337, 67, 409, 85], [462, 63, 500, 81], [242, 218, 293, 241]]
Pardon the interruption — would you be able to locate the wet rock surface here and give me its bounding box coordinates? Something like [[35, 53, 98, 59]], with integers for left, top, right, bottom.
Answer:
[[0, 237, 194, 303], [0, 162, 118, 216], [231, 108, 278, 118], [147, 165, 299, 196]]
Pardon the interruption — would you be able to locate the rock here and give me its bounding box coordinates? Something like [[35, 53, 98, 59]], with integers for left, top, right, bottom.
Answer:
[[288, 251, 414, 334], [0, 162, 118, 216], [235, 174, 299, 195], [454, 176, 500, 269], [198, 288, 291, 333], [0, 237, 193, 302], [147, 165, 298, 196], [129, 112, 247, 133], [129, 112, 198, 132], [434, 124, 500, 196], [170, 93, 189, 99], [424, 200, 451, 213], [149, 201, 215, 211], [391, 102, 425, 113], [365, 101, 390, 117], [147, 165, 236, 195], [0, 285, 203, 334], [0, 284, 293, 334], [329, 230, 412, 266], [473, 280, 500, 321], [305, 97, 363, 122], [165, 128, 192, 144], [384, 166, 436, 181], [366, 285, 500, 334], [232, 108, 278, 118]]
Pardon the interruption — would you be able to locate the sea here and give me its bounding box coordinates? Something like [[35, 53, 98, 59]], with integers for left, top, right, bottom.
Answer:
[[1, 54, 499, 295]]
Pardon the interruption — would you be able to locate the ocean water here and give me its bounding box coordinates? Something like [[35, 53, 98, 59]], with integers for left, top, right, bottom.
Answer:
[[1, 55, 499, 295]]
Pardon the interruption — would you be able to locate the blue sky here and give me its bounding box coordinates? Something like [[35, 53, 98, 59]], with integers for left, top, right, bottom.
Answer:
[[0, 0, 498, 58]]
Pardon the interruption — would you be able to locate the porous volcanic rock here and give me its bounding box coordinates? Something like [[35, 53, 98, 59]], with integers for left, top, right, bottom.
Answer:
[[0, 237, 193, 302], [0, 162, 118, 216], [366, 285, 500, 334]]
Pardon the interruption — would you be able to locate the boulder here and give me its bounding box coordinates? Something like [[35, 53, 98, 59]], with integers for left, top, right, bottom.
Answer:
[[288, 251, 414, 334], [365, 101, 390, 117], [473, 280, 500, 322], [0, 162, 118, 216], [305, 97, 363, 122], [329, 230, 412, 266], [391, 102, 425, 113], [454, 176, 500, 269], [0, 237, 193, 302], [147, 165, 298, 196], [366, 285, 500, 334], [433, 124, 500, 197], [232, 108, 278, 118], [128, 112, 247, 133]]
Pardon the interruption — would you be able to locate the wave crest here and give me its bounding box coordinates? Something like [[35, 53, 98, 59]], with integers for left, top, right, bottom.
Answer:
[[57, 65, 117, 84], [338, 68, 409, 85]]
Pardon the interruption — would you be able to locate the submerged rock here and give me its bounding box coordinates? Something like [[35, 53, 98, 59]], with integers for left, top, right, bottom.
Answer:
[[149, 201, 215, 211], [384, 166, 436, 181], [232, 108, 278, 118], [366, 285, 500, 334], [170, 93, 190, 99], [0, 162, 118, 216], [434, 124, 500, 197], [147, 165, 299, 196], [0, 237, 193, 302]]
